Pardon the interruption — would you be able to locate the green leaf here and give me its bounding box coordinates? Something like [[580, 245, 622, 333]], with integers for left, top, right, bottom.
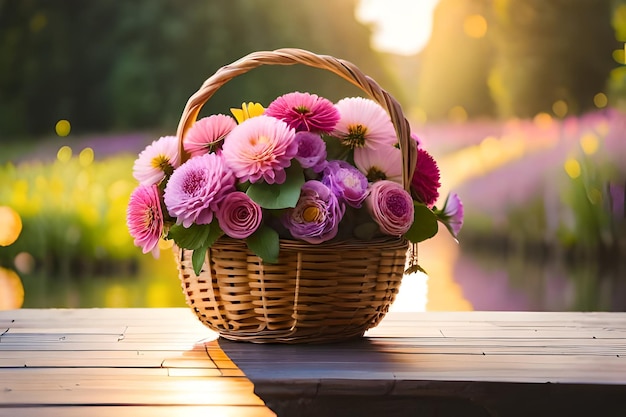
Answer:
[[205, 222, 224, 247], [246, 164, 304, 209], [246, 225, 280, 263], [404, 203, 438, 243], [189, 223, 223, 276], [191, 246, 207, 276], [167, 223, 211, 250]]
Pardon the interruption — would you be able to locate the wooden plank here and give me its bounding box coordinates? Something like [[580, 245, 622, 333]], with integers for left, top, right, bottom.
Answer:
[[0, 346, 215, 367], [0, 309, 276, 416], [0, 369, 262, 406], [1, 405, 276, 417]]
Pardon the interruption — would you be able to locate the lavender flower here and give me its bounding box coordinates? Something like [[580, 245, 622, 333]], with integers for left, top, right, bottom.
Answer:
[[163, 153, 235, 228], [294, 131, 327, 171], [282, 180, 345, 244], [322, 160, 369, 208], [437, 192, 464, 238]]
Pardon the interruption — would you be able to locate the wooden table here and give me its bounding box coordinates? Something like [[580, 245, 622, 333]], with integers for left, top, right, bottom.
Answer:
[[1, 309, 626, 417]]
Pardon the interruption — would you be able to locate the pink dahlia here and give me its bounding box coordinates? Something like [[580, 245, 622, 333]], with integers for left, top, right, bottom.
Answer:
[[183, 114, 236, 157], [265, 91, 340, 133], [411, 148, 441, 208], [366, 180, 414, 236], [133, 136, 180, 186], [216, 191, 262, 239], [333, 97, 397, 150], [163, 153, 235, 228], [353, 144, 403, 184], [126, 184, 163, 257], [222, 115, 298, 184]]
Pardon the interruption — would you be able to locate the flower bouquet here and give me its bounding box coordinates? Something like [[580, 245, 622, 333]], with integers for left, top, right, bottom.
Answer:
[[127, 49, 463, 343]]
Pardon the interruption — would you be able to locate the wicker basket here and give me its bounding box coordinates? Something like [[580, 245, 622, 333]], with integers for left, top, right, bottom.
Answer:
[[174, 48, 417, 343]]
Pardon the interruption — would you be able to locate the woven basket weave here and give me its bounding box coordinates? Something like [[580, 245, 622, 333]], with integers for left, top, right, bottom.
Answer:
[[174, 48, 417, 343]]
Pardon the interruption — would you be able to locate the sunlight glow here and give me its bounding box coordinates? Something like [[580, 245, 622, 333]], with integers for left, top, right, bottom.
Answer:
[[356, 0, 440, 55], [463, 14, 488, 39]]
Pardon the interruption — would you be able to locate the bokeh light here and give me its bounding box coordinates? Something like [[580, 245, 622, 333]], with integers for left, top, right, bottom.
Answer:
[[0, 267, 24, 310], [463, 14, 487, 39], [0, 206, 22, 246], [57, 145, 72, 162], [593, 92, 608, 108], [564, 158, 581, 179], [55, 119, 71, 137], [79, 147, 95, 167], [580, 133, 599, 155], [533, 112, 553, 129], [552, 100, 568, 118], [14, 252, 35, 275], [448, 105, 468, 123]]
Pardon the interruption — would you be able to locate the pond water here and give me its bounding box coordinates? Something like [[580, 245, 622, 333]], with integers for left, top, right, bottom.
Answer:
[[5, 233, 624, 312]]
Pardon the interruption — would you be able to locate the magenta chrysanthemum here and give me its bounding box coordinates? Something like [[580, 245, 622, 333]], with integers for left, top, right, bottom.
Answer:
[[126, 184, 163, 257], [411, 148, 441, 208], [183, 114, 237, 157], [265, 91, 340, 133], [163, 153, 235, 228], [333, 97, 397, 150], [222, 115, 298, 184], [133, 136, 180, 186]]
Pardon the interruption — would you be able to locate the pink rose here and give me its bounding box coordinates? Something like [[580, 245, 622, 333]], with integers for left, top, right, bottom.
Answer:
[[216, 192, 262, 239], [366, 180, 414, 236]]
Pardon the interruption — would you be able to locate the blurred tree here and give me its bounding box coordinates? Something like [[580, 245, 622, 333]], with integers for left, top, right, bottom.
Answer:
[[416, 0, 495, 121], [0, 0, 400, 139], [489, 0, 618, 118]]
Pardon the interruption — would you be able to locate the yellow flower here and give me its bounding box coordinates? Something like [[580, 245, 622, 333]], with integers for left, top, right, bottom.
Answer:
[[230, 102, 265, 124]]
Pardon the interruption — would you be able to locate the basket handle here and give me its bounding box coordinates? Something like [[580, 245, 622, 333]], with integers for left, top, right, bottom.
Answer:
[[176, 48, 417, 189]]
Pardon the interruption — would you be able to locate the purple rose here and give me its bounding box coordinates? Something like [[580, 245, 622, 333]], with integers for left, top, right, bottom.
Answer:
[[366, 180, 414, 236], [322, 160, 369, 208], [294, 131, 327, 172], [216, 192, 262, 239], [282, 180, 345, 244]]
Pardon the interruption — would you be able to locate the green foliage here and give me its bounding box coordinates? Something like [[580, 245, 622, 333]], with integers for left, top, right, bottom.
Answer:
[[246, 225, 280, 264], [246, 164, 304, 209], [0, 0, 400, 138], [405, 203, 439, 243], [417, 0, 619, 120], [417, 0, 496, 120], [0, 153, 137, 276], [489, 0, 617, 118]]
